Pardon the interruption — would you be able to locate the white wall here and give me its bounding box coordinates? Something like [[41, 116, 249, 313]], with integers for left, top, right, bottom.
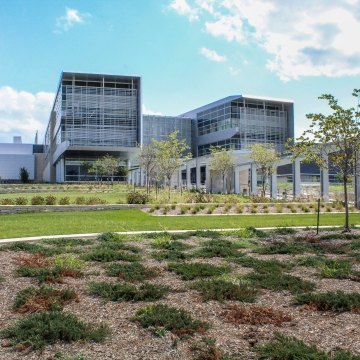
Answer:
[[0, 154, 35, 180]]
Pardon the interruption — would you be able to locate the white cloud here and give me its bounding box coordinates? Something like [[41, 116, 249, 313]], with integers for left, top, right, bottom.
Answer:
[[55, 7, 90, 33], [200, 47, 226, 62], [170, 0, 360, 81], [169, 0, 199, 21], [0, 86, 54, 143], [142, 105, 163, 116]]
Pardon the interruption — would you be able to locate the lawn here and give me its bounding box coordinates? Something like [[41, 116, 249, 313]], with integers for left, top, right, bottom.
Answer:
[[0, 229, 359, 359], [0, 209, 360, 239]]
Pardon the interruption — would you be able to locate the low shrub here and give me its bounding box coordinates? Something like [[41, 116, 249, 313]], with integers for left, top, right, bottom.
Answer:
[[272, 227, 296, 235], [31, 195, 45, 205], [237, 226, 267, 239], [255, 241, 308, 255], [191, 337, 233, 360], [133, 304, 209, 337], [152, 250, 190, 261], [223, 304, 291, 325], [319, 259, 354, 279], [13, 285, 78, 313], [45, 195, 57, 205], [257, 333, 359, 360], [244, 272, 315, 294], [86, 197, 107, 205], [83, 247, 140, 262], [233, 256, 291, 274], [15, 196, 28, 205], [167, 262, 230, 280], [75, 196, 86, 205], [58, 197, 70, 205], [0, 311, 109, 350], [127, 191, 149, 204], [236, 204, 244, 213], [295, 291, 360, 312], [106, 262, 157, 282], [88, 281, 170, 302], [191, 279, 258, 302], [0, 198, 15, 205]]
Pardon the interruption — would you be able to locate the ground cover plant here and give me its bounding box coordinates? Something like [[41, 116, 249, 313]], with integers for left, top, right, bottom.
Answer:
[[0, 312, 109, 351], [1, 229, 360, 359], [13, 285, 78, 313], [133, 304, 209, 337]]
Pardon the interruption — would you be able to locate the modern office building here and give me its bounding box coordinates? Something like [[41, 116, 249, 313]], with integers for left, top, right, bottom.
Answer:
[[43, 72, 141, 182]]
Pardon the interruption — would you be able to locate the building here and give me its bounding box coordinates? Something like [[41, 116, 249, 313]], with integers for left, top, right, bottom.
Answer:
[[43, 72, 141, 182], [0, 137, 43, 182]]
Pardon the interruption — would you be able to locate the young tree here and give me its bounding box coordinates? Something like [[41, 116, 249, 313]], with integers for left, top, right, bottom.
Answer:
[[90, 155, 120, 184], [19, 167, 29, 183], [249, 143, 279, 197], [138, 143, 157, 194], [153, 131, 190, 200], [208, 146, 234, 194], [289, 90, 360, 232]]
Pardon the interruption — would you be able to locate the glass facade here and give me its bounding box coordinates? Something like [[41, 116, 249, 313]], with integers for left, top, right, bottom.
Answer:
[[196, 98, 289, 156]]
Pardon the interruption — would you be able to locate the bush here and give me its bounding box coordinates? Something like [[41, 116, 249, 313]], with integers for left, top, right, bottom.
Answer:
[[31, 195, 45, 205], [0, 311, 109, 350], [19, 167, 30, 183], [83, 247, 140, 262], [88, 281, 170, 302], [152, 250, 190, 261], [167, 262, 230, 280], [127, 191, 149, 204], [0, 198, 15, 205], [58, 197, 70, 205], [191, 337, 233, 360], [15, 196, 28, 205], [133, 304, 209, 337], [75, 196, 86, 205], [86, 197, 107, 205], [45, 195, 57, 205], [295, 291, 360, 312], [191, 279, 258, 302]]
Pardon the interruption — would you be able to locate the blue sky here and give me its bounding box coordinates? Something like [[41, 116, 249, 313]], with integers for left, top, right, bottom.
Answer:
[[1, 0, 360, 143]]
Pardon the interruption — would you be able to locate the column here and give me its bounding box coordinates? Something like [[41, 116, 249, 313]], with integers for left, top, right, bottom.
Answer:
[[251, 164, 257, 195], [186, 162, 191, 190], [270, 170, 277, 199], [234, 167, 240, 194], [196, 162, 201, 190], [320, 154, 329, 201], [293, 158, 301, 199]]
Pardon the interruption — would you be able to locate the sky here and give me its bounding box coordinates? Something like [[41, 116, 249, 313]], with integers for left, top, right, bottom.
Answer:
[[1, 0, 360, 143]]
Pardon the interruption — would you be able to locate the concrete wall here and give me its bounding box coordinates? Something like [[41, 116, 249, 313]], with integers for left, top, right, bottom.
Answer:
[[0, 154, 35, 180]]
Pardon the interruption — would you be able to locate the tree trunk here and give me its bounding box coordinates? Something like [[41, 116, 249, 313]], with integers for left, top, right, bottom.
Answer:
[[343, 175, 350, 232]]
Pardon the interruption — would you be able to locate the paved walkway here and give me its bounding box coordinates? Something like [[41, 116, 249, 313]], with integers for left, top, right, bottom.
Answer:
[[0, 225, 355, 244]]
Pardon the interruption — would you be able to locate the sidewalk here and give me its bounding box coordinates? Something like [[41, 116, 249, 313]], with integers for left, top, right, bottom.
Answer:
[[0, 225, 354, 245]]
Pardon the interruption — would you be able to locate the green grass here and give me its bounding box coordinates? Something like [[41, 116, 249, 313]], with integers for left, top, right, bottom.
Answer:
[[295, 291, 360, 312], [1, 209, 359, 239], [133, 304, 209, 337], [257, 333, 360, 360], [88, 281, 170, 302], [0, 311, 109, 350], [191, 279, 258, 302], [167, 262, 230, 280]]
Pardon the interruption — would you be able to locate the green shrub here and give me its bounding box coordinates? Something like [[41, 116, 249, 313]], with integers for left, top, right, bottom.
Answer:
[[13, 285, 78, 312], [75, 196, 86, 205], [152, 234, 191, 251], [236, 204, 244, 213], [167, 262, 230, 280], [86, 197, 107, 205], [0, 197, 15, 205], [191, 279, 258, 302], [237, 226, 267, 239], [275, 204, 283, 213], [15, 196, 28, 205], [83, 247, 140, 262], [0, 311, 109, 350], [19, 167, 30, 183], [244, 272, 315, 294], [54, 354, 86, 360], [31, 195, 45, 205], [295, 291, 360, 312], [45, 195, 57, 205], [97, 232, 122, 242], [272, 227, 296, 235], [152, 250, 190, 261], [88, 281, 170, 302], [133, 304, 209, 336], [106, 262, 157, 282], [257, 333, 360, 360], [195, 239, 243, 258], [53, 254, 86, 271], [191, 337, 233, 360], [59, 197, 70, 205], [319, 259, 354, 279], [255, 241, 308, 255], [233, 256, 291, 274], [41, 238, 91, 247], [127, 191, 149, 204]]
